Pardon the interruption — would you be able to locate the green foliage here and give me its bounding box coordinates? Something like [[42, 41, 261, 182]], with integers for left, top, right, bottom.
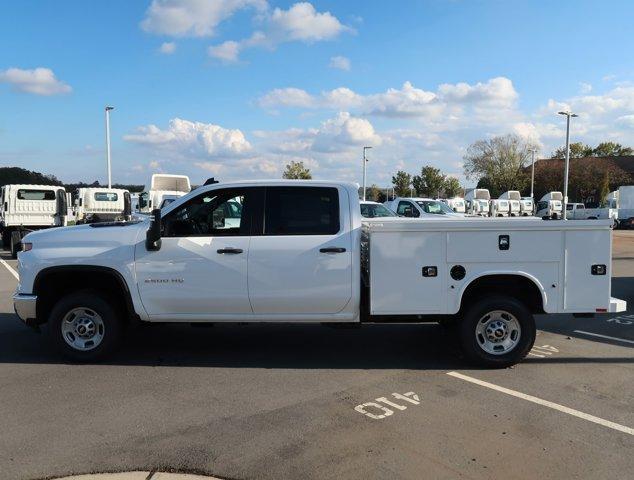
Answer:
[[599, 171, 610, 207], [391, 170, 412, 197], [463, 134, 533, 195], [550, 142, 593, 159], [444, 177, 463, 198], [412, 166, 445, 197], [0, 166, 61, 187], [282, 161, 312, 179], [550, 141, 634, 158]]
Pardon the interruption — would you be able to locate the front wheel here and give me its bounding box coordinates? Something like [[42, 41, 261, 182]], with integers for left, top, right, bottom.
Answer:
[[48, 291, 122, 362], [459, 296, 535, 368]]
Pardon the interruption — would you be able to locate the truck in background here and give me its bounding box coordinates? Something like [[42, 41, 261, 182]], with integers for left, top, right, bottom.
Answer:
[[0, 184, 68, 258], [499, 191, 521, 216], [535, 191, 563, 219], [489, 199, 510, 217], [464, 188, 490, 216], [138, 174, 191, 213], [520, 197, 534, 216], [73, 188, 132, 224], [440, 197, 466, 213], [566, 203, 618, 226], [616, 186, 634, 228]]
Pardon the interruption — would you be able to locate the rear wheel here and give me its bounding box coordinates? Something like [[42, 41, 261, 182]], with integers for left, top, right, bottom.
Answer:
[[1, 230, 10, 249], [48, 291, 122, 362], [459, 296, 535, 368]]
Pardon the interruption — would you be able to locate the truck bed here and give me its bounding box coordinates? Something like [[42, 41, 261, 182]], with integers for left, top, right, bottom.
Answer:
[[364, 217, 616, 316]]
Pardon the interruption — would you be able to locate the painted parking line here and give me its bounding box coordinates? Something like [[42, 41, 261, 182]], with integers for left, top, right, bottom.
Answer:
[[447, 371, 634, 436], [0, 257, 19, 280], [573, 330, 634, 345]]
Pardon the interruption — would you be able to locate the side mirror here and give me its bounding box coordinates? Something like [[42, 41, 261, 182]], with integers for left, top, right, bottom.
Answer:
[[146, 208, 162, 251], [123, 191, 132, 217]]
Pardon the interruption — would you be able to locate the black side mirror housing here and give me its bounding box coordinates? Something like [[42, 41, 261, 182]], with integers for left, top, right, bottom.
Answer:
[[146, 208, 162, 251]]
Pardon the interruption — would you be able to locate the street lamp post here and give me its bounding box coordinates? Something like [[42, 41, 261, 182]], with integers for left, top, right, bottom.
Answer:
[[558, 111, 578, 220], [105, 106, 114, 189], [362, 146, 372, 201], [529, 148, 537, 199]]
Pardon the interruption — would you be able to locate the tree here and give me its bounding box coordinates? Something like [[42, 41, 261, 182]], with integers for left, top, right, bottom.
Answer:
[[0, 166, 61, 187], [599, 170, 610, 207], [282, 161, 312, 179], [551, 142, 593, 159], [412, 166, 446, 197], [392, 170, 412, 197], [593, 141, 634, 157], [365, 184, 382, 202], [444, 177, 462, 198], [463, 134, 533, 195]]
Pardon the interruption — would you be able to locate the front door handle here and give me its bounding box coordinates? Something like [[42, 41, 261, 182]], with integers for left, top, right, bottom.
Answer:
[[217, 248, 243, 254], [320, 247, 346, 253]]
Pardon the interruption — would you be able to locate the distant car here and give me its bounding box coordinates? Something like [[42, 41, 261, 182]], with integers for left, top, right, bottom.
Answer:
[[360, 201, 397, 219], [385, 197, 464, 218]]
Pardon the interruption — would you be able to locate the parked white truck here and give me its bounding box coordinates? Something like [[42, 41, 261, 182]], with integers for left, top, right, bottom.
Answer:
[[489, 199, 510, 217], [138, 174, 191, 213], [385, 197, 464, 218], [13, 180, 624, 367], [499, 191, 521, 216], [615, 186, 634, 229], [566, 203, 618, 225], [464, 189, 490, 216], [441, 197, 466, 214], [535, 191, 563, 219], [73, 188, 132, 224], [0, 184, 68, 258], [520, 197, 534, 216]]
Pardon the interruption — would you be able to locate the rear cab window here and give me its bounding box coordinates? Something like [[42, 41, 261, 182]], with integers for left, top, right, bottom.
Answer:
[[17, 189, 56, 201], [264, 187, 340, 235]]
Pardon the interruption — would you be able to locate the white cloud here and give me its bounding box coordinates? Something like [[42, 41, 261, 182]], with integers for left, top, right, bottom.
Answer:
[[257, 77, 518, 118], [158, 41, 177, 54], [141, 0, 267, 37], [124, 118, 252, 158], [329, 56, 350, 71], [208, 40, 241, 62], [312, 112, 381, 152], [579, 82, 592, 94], [0, 67, 71, 96], [208, 2, 351, 62]]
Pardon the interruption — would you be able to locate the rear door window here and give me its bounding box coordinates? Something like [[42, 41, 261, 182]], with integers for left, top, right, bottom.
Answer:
[[264, 187, 339, 235], [17, 189, 56, 200]]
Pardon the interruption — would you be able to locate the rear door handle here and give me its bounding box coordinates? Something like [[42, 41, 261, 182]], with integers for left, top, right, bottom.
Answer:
[[320, 247, 346, 253], [217, 248, 243, 254]]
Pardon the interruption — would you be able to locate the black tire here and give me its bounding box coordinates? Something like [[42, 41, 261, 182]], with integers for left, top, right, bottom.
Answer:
[[48, 290, 122, 362], [10, 231, 21, 259], [458, 296, 536, 368], [1, 230, 10, 249]]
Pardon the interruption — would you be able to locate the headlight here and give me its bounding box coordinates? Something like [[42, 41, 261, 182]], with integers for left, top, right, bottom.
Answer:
[[22, 242, 32, 252]]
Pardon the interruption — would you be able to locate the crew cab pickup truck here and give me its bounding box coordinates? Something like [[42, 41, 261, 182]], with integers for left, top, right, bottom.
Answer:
[[13, 180, 625, 367]]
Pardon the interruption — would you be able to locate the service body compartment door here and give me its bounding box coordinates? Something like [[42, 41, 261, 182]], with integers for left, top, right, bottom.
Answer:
[[370, 231, 445, 314], [563, 229, 611, 312]]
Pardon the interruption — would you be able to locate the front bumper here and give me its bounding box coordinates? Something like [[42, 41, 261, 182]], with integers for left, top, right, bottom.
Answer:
[[13, 293, 37, 322]]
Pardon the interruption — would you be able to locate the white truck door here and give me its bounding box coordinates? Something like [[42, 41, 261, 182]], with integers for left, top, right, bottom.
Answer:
[[248, 186, 353, 315], [135, 187, 257, 319]]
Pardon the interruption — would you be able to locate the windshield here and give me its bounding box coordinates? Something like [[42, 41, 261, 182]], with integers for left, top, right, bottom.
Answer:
[[416, 200, 455, 214], [360, 203, 396, 218]]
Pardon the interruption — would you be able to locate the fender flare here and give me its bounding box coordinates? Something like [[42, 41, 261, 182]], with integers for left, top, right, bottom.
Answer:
[[456, 270, 548, 313]]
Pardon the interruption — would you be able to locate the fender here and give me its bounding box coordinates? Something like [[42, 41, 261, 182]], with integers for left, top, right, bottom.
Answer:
[[455, 270, 549, 313]]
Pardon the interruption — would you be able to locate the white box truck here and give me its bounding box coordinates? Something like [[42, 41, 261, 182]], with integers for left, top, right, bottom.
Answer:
[[465, 189, 490, 216], [14, 180, 624, 368], [520, 197, 534, 216], [74, 188, 132, 224], [535, 192, 563, 219], [489, 199, 510, 217], [499, 191, 522, 216], [138, 174, 191, 213], [0, 184, 67, 258], [616, 186, 634, 228]]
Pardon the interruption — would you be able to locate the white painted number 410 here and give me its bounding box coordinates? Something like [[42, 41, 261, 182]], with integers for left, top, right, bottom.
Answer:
[[354, 392, 420, 419]]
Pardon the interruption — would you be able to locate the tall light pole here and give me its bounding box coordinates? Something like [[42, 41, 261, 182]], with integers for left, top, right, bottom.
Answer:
[[558, 111, 578, 219], [362, 146, 372, 201], [529, 148, 537, 198], [105, 106, 114, 188]]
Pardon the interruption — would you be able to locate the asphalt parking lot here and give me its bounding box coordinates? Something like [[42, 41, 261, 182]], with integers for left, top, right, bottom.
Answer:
[[0, 233, 632, 480]]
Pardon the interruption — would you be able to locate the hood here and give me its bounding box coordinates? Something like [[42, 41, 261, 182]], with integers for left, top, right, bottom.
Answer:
[[24, 220, 149, 249]]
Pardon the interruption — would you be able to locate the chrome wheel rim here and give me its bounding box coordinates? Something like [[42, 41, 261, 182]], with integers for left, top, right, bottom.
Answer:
[[61, 307, 105, 351], [475, 310, 521, 355]]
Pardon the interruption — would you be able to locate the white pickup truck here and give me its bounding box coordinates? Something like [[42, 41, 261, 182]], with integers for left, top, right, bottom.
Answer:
[[13, 180, 625, 367], [566, 203, 618, 225]]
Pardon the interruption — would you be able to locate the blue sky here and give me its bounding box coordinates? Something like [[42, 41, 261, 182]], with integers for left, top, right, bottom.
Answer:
[[1, 0, 634, 188]]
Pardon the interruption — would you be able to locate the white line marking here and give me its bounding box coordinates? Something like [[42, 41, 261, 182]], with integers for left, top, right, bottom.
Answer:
[[573, 330, 634, 345], [447, 371, 634, 436], [0, 258, 19, 280], [527, 352, 545, 358]]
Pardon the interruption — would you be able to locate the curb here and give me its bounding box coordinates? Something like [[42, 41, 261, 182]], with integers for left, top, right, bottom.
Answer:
[[51, 473, 223, 480]]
